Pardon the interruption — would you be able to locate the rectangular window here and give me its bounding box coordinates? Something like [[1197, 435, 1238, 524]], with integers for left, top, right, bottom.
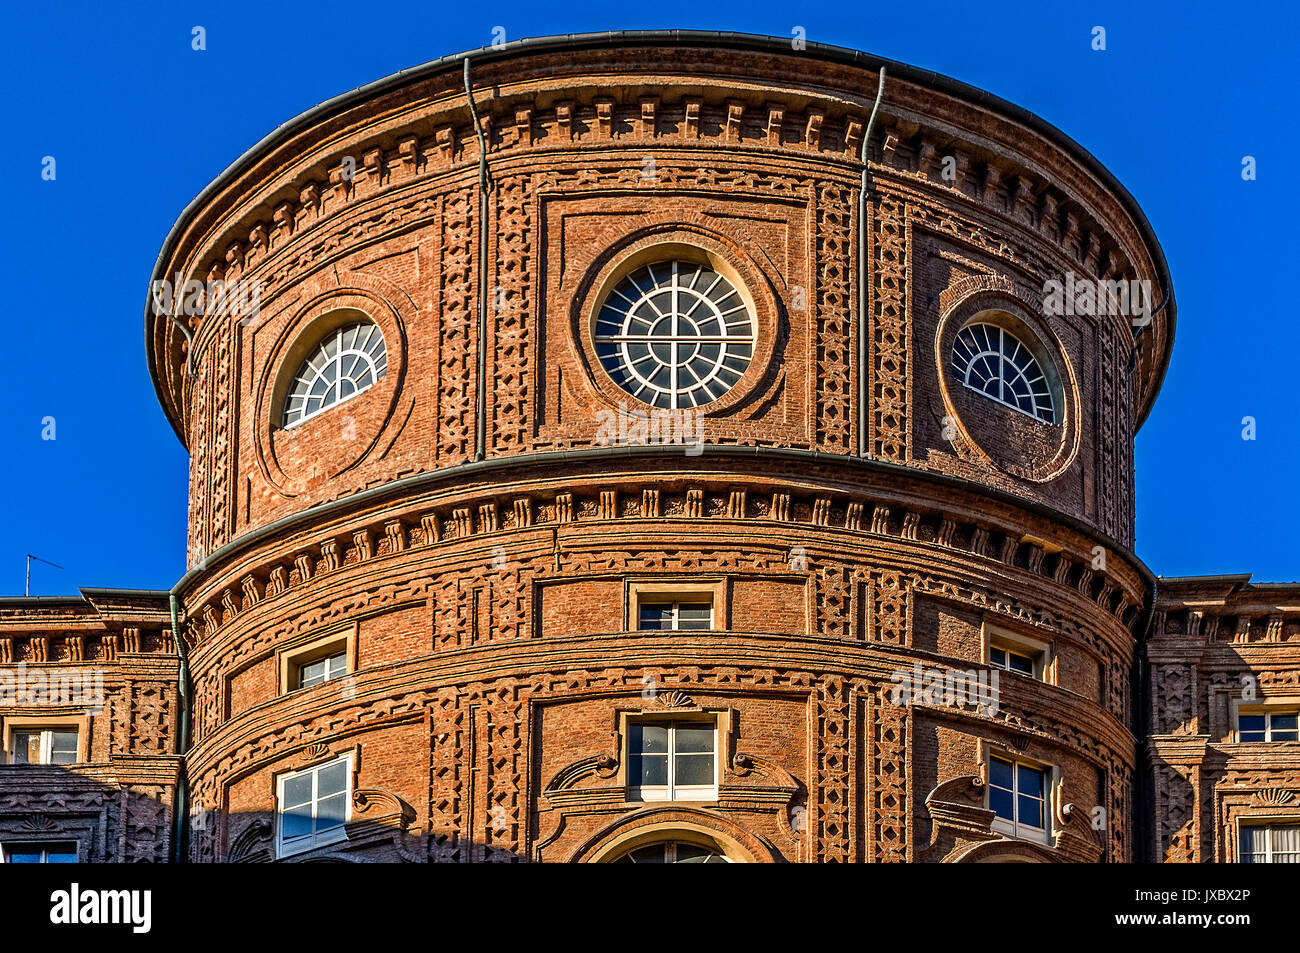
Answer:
[[1238, 711, 1300, 742], [276, 755, 352, 857], [1240, 825, 1300, 863], [7, 728, 79, 765], [988, 755, 1049, 841], [637, 601, 712, 631], [0, 842, 77, 863], [628, 720, 717, 801], [298, 652, 348, 689], [989, 645, 1036, 675], [278, 628, 355, 695]]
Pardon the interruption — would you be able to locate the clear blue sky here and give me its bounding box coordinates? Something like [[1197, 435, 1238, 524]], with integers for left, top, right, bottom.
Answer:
[[1, 1, 1296, 595]]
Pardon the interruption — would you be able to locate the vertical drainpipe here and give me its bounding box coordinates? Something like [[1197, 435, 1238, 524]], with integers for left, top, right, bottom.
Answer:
[[465, 57, 492, 462], [857, 68, 886, 457], [169, 592, 190, 863], [1129, 283, 1169, 863]]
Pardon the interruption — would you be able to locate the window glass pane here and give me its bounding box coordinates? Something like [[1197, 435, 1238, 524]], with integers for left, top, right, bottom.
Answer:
[[628, 844, 667, 863], [282, 773, 313, 809], [674, 843, 715, 863], [989, 786, 1014, 820], [989, 648, 1005, 667], [1271, 714, 1298, 740], [1272, 827, 1300, 853], [674, 724, 714, 754], [1240, 826, 1260, 853], [1017, 764, 1045, 799], [10, 732, 36, 764], [7, 850, 43, 863], [1239, 715, 1265, 741], [317, 760, 348, 798], [327, 653, 348, 680], [281, 807, 313, 841], [46, 850, 78, 864], [1017, 794, 1044, 828], [631, 753, 669, 787], [676, 604, 712, 630], [49, 730, 78, 763], [674, 753, 715, 787], [629, 724, 672, 787], [989, 756, 1014, 791], [638, 604, 674, 630], [315, 793, 347, 832], [1009, 653, 1034, 675], [631, 723, 669, 754], [299, 658, 327, 688]]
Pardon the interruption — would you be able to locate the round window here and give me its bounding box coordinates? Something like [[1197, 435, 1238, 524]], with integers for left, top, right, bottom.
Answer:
[[282, 321, 388, 428], [950, 322, 1055, 424], [594, 260, 754, 409]]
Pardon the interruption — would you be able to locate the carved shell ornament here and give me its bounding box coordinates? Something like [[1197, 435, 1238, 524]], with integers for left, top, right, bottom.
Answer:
[[657, 690, 695, 708], [300, 742, 331, 761], [1252, 788, 1296, 806]]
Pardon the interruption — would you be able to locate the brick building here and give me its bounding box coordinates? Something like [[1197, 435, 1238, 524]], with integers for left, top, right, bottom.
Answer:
[[0, 32, 1295, 863]]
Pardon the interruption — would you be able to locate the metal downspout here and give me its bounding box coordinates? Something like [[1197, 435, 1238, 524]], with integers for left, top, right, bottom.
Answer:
[[857, 67, 886, 457], [169, 592, 191, 862]]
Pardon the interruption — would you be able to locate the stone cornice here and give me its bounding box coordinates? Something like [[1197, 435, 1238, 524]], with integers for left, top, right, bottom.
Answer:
[[175, 455, 1146, 655]]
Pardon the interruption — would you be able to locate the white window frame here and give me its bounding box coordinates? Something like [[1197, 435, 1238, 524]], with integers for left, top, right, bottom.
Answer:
[[988, 754, 1051, 843], [988, 644, 1036, 676], [1238, 823, 1300, 863], [275, 754, 353, 858], [282, 321, 387, 429], [628, 719, 719, 802], [983, 624, 1053, 683], [6, 726, 79, 765], [637, 599, 714, 631], [950, 321, 1056, 423], [297, 651, 348, 690], [0, 841, 78, 863], [1236, 709, 1300, 743], [277, 626, 356, 696], [593, 259, 755, 410]]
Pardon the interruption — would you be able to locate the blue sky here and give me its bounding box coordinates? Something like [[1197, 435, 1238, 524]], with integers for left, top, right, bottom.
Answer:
[[1, 1, 1296, 595]]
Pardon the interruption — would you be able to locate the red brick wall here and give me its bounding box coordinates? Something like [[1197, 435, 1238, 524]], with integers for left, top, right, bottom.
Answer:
[[151, 41, 1164, 863]]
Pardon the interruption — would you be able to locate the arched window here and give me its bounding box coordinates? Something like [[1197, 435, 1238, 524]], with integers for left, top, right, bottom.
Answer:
[[609, 840, 731, 863], [283, 322, 387, 428], [594, 260, 754, 409], [951, 323, 1055, 423]]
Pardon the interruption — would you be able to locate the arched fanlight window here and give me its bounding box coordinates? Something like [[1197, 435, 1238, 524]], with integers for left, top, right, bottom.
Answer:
[[594, 260, 755, 409], [282, 321, 387, 428], [950, 323, 1055, 423], [609, 840, 732, 863]]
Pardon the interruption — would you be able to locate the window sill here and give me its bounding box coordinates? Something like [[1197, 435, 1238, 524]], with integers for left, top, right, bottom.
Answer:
[[276, 828, 348, 860]]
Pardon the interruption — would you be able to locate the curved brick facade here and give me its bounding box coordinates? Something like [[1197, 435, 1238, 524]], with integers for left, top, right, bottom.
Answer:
[[140, 34, 1180, 863]]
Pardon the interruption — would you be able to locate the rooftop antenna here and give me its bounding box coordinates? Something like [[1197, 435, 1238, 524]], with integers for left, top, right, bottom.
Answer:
[[25, 554, 64, 597]]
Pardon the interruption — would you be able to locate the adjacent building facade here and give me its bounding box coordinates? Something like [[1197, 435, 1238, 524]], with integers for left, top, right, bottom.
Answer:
[[0, 33, 1295, 863]]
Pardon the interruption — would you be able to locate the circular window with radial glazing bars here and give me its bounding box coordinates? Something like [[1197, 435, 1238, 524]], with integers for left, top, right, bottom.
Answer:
[[282, 321, 388, 428], [950, 322, 1055, 423], [594, 260, 754, 409]]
